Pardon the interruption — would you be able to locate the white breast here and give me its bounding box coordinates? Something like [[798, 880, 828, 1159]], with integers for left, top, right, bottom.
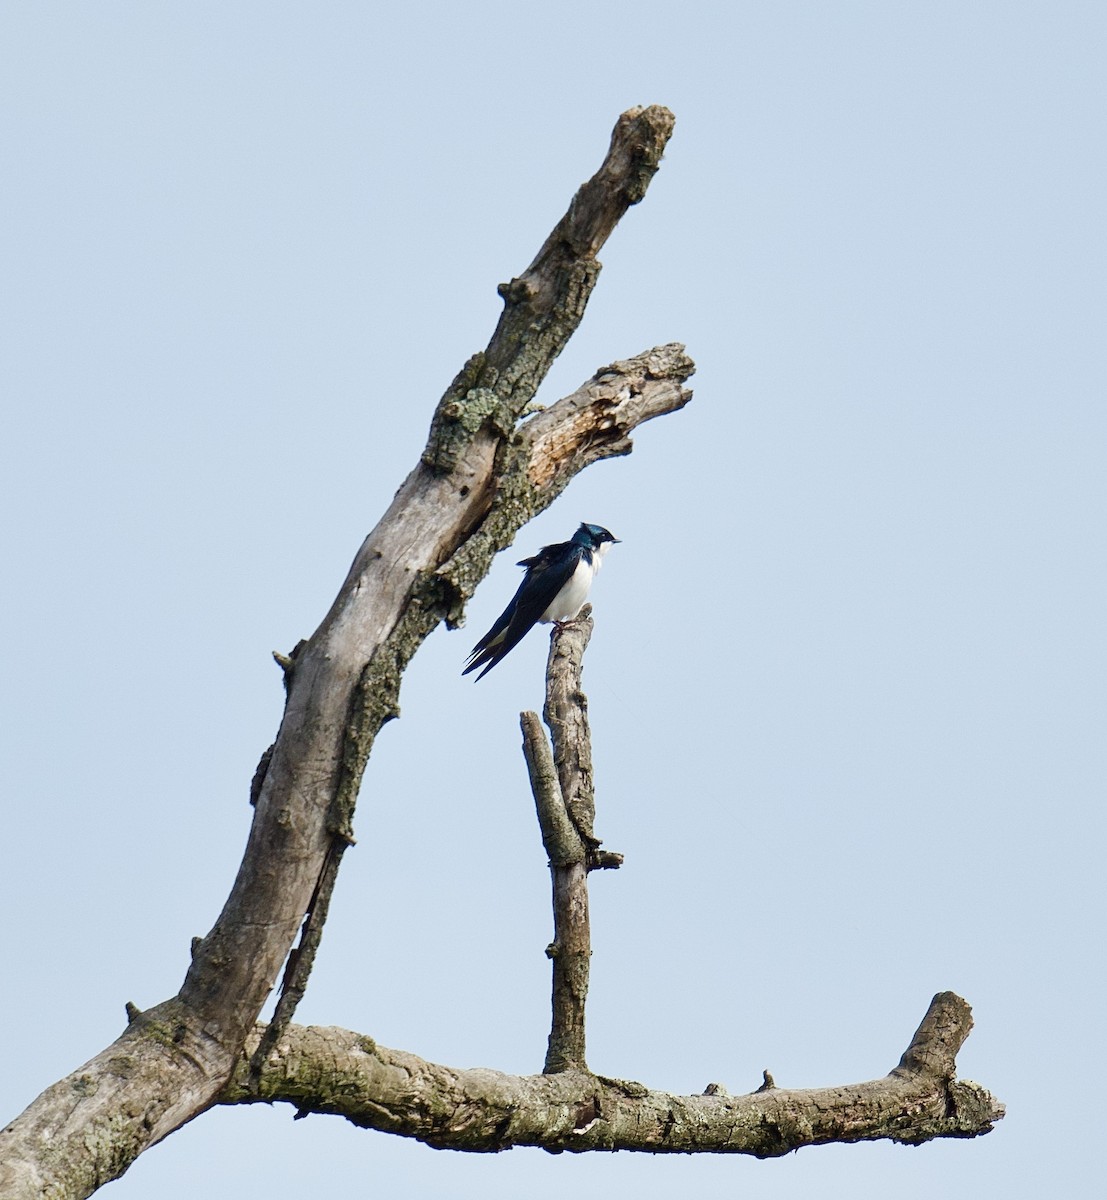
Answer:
[[540, 555, 597, 623]]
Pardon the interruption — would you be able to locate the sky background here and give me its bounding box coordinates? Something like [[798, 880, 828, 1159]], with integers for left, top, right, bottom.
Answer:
[[3, 2, 1104, 1197]]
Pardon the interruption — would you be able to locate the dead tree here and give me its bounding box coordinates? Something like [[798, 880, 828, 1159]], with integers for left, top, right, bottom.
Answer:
[[0, 106, 1003, 1199]]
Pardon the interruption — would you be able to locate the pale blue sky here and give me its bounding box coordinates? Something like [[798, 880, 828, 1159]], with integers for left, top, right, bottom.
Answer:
[[3, 3, 1104, 1197]]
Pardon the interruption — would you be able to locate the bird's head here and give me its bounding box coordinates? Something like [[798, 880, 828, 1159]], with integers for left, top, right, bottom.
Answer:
[[576, 523, 620, 549]]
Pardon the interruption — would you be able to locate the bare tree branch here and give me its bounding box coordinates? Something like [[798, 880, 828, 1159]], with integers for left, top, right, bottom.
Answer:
[[527, 610, 620, 1074], [0, 106, 685, 1200], [521, 711, 585, 866], [521, 610, 623, 1073], [0, 99, 1005, 1199], [222, 993, 1004, 1153], [544, 608, 615, 859], [246, 836, 346, 1090], [521, 706, 590, 1075]]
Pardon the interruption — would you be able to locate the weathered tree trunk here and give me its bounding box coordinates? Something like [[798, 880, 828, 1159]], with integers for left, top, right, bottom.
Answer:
[[0, 105, 689, 1200], [0, 105, 1003, 1199]]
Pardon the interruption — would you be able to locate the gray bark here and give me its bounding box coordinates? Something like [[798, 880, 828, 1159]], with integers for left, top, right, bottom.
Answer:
[[0, 105, 686, 1200], [521, 610, 623, 1076], [0, 104, 1004, 1199], [223, 993, 1003, 1154]]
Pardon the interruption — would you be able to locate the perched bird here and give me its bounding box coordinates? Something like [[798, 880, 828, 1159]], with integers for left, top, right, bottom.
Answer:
[[463, 523, 620, 680]]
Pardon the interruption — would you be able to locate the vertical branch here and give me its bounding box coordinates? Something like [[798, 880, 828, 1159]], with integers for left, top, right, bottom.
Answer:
[[543, 611, 598, 849], [519, 612, 622, 1076], [521, 710, 590, 1073], [543, 609, 624, 872]]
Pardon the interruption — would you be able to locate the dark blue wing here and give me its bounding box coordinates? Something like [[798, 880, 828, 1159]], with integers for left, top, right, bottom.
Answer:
[[463, 543, 581, 679]]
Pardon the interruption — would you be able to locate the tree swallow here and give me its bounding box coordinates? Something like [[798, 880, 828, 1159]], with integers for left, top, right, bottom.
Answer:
[[463, 523, 620, 680]]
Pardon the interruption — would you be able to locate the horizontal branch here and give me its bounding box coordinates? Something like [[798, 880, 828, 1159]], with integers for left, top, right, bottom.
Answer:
[[225, 993, 1003, 1154]]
